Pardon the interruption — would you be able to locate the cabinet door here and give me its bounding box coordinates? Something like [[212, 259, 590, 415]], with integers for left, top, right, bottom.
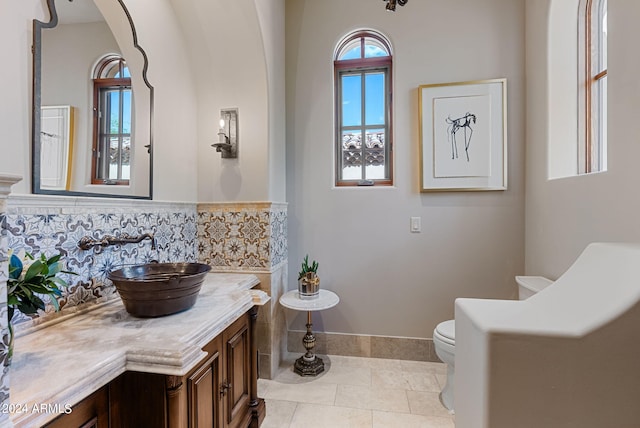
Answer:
[[109, 371, 167, 428], [223, 314, 251, 428], [188, 350, 222, 428], [44, 386, 108, 428]]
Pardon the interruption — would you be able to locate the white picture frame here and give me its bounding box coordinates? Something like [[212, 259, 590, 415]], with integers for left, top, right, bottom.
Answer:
[[40, 105, 74, 190], [419, 79, 507, 192]]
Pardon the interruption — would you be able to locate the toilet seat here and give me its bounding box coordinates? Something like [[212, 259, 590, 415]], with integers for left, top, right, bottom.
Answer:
[[434, 320, 455, 345]]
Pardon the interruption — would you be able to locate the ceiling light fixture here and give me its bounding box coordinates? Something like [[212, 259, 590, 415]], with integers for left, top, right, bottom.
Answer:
[[384, 0, 408, 12]]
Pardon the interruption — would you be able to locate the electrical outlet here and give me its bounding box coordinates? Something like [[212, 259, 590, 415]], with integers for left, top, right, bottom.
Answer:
[[410, 217, 421, 233]]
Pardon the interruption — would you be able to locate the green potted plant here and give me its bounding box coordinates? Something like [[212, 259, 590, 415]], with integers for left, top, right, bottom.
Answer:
[[5, 250, 74, 366], [298, 255, 320, 300]]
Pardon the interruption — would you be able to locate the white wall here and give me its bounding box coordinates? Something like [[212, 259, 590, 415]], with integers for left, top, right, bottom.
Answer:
[[168, 0, 276, 202], [255, 0, 287, 203], [525, 1, 640, 278], [0, 1, 39, 191], [547, 0, 579, 179], [286, 0, 526, 337]]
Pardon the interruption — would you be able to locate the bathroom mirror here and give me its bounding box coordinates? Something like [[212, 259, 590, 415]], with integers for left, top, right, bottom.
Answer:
[[32, 0, 153, 199]]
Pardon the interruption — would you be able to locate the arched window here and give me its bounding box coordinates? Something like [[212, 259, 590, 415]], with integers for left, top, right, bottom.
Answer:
[[579, 0, 607, 173], [334, 30, 393, 186], [92, 55, 132, 185]]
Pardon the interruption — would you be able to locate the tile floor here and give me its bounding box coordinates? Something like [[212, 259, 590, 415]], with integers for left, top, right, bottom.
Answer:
[[258, 353, 455, 428]]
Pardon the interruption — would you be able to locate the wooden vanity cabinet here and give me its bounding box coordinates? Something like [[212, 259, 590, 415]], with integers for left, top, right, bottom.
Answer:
[[44, 386, 109, 428], [114, 307, 263, 428], [183, 311, 252, 428], [43, 307, 265, 428], [165, 307, 264, 427]]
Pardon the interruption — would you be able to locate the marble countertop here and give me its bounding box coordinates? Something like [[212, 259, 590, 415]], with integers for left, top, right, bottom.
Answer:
[[9, 272, 265, 427]]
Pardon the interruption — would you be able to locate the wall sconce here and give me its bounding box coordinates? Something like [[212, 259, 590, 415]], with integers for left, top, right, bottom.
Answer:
[[211, 108, 238, 158], [383, 0, 407, 11]]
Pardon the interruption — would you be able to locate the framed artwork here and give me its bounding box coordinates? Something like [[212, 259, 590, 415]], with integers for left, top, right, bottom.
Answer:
[[40, 105, 74, 190], [419, 79, 507, 192]]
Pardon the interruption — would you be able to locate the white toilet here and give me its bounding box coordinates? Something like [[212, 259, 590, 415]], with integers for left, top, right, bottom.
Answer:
[[432, 275, 554, 413]]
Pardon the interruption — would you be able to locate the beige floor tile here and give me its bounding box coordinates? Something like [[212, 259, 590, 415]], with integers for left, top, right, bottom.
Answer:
[[404, 372, 441, 392], [316, 364, 371, 387], [261, 399, 297, 428], [372, 368, 411, 390], [327, 355, 372, 368], [407, 390, 452, 418], [272, 366, 320, 385], [335, 384, 410, 413], [401, 360, 447, 375], [435, 373, 447, 389], [368, 357, 400, 370], [259, 356, 455, 427], [372, 410, 455, 428], [289, 403, 373, 428], [258, 378, 272, 396], [263, 380, 338, 406]]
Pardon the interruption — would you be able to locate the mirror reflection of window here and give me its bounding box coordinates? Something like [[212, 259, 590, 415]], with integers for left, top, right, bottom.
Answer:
[[92, 55, 132, 185]]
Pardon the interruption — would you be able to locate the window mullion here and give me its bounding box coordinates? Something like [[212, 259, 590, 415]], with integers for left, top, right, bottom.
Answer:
[[360, 71, 366, 180], [116, 88, 123, 180]]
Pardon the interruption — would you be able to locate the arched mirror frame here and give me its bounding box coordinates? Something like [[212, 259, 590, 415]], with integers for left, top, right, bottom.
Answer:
[[32, 0, 154, 199]]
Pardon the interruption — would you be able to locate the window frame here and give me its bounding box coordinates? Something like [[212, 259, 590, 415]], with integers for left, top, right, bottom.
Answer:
[[91, 56, 132, 185], [334, 30, 393, 187], [578, 0, 607, 174]]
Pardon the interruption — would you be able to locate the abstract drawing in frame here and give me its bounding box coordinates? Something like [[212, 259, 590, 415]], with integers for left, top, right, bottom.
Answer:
[[419, 79, 507, 191]]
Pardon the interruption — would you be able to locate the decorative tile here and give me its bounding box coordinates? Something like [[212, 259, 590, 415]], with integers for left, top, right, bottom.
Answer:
[[197, 203, 288, 271], [0, 176, 22, 428], [4, 205, 199, 328]]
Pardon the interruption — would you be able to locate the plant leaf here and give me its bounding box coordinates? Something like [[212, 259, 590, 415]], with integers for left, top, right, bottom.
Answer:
[[49, 276, 68, 289], [48, 261, 61, 276], [23, 260, 44, 282], [9, 254, 22, 280], [49, 296, 60, 311], [47, 254, 61, 264]]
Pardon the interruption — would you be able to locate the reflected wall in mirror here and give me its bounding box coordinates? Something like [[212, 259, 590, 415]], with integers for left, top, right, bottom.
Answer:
[[33, 0, 153, 199]]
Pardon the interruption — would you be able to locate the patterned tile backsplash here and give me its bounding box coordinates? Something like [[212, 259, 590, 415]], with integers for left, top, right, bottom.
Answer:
[[5, 198, 198, 326], [197, 202, 288, 271], [4, 197, 287, 328]]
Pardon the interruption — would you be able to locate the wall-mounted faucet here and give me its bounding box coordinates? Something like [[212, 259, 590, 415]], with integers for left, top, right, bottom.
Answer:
[[78, 233, 156, 251]]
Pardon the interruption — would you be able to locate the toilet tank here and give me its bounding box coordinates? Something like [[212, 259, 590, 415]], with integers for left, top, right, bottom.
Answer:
[[515, 276, 553, 300]]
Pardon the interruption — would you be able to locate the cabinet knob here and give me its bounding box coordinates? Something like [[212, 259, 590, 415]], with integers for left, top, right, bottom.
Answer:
[[220, 381, 231, 397]]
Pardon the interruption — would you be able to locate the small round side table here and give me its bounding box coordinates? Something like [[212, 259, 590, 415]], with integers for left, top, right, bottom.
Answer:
[[279, 289, 339, 376]]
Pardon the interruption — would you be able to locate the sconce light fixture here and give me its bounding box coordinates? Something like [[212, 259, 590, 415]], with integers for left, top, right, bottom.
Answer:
[[211, 108, 238, 158], [383, 0, 407, 11]]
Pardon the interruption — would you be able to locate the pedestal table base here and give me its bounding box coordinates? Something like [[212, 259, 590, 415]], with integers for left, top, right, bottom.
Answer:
[[294, 315, 324, 376]]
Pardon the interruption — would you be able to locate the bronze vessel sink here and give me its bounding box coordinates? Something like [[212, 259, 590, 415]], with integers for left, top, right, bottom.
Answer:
[[108, 262, 212, 317]]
